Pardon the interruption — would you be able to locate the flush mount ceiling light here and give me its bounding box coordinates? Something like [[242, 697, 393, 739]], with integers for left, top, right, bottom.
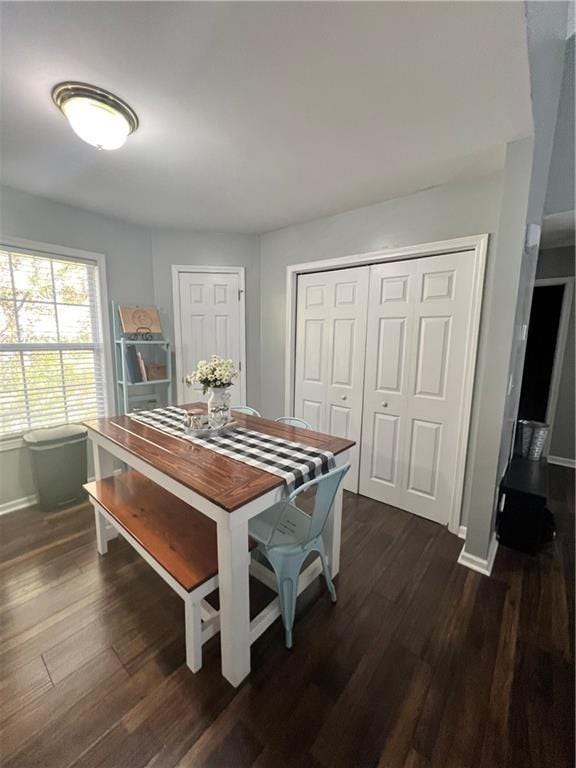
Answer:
[[52, 82, 139, 150]]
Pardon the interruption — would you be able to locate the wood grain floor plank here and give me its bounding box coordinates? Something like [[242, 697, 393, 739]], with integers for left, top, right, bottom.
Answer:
[[0, 655, 53, 726], [0, 648, 126, 762], [0, 468, 572, 768]]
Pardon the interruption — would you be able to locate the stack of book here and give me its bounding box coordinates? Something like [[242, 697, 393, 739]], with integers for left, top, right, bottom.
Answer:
[[124, 346, 148, 383]]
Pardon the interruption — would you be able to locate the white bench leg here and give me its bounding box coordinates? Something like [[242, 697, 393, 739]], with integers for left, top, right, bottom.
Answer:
[[184, 593, 203, 673]]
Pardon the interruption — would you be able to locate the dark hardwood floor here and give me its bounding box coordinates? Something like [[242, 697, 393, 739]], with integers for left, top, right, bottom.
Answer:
[[0, 466, 573, 768]]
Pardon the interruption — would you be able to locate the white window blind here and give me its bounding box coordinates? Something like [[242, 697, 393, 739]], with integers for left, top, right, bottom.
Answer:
[[0, 248, 107, 436]]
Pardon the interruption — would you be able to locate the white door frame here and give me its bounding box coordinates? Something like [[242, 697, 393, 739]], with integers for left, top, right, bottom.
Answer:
[[285, 234, 489, 535], [533, 276, 574, 456], [172, 265, 247, 405]]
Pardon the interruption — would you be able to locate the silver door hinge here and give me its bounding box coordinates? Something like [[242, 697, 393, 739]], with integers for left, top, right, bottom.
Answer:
[[238, 289, 244, 301]]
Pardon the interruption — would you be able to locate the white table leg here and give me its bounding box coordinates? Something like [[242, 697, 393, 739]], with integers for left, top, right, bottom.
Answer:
[[92, 439, 119, 542], [217, 520, 251, 687], [324, 484, 343, 578]]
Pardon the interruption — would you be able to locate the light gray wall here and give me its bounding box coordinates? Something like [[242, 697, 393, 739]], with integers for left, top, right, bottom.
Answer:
[[0, 185, 260, 507], [536, 245, 575, 460], [465, 2, 569, 560], [259, 172, 504, 530], [0, 184, 155, 507], [0, 185, 155, 304], [526, 3, 570, 222], [494, 6, 570, 483], [545, 35, 575, 215], [464, 137, 534, 557], [150, 229, 260, 409]]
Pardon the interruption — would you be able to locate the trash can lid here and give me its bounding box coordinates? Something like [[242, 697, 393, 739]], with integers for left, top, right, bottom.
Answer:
[[23, 424, 88, 445]]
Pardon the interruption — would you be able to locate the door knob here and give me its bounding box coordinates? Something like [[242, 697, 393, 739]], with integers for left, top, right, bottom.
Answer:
[[341, 395, 347, 401], [382, 401, 389, 408]]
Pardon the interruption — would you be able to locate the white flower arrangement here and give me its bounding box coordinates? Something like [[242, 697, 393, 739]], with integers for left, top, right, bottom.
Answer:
[[185, 355, 238, 394]]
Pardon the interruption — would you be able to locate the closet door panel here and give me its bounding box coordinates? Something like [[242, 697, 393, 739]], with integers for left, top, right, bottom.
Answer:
[[399, 253, 475, 522], [360, 251, 476, 526], [359, 261, 417, 507], [295, 267, 369, 491], [295, 276, 330, 433]]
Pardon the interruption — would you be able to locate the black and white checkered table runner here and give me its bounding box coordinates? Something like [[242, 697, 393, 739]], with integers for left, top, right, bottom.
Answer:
[[129, 406, 335, 490]]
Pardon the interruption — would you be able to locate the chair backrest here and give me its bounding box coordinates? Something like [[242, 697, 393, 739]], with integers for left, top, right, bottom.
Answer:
[[274, 416, 312, 429], [283, 464, 350, 546], [233, 406, 261, 417]]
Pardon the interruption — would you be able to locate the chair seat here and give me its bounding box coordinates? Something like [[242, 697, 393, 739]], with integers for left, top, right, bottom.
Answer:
[[248, 502, 312, 551]]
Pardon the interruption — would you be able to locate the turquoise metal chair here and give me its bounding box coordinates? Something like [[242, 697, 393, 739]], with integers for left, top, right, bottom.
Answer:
[[274, 416, 313, 429], [232, 406, 261, 417], [249, 463, 350, 648]]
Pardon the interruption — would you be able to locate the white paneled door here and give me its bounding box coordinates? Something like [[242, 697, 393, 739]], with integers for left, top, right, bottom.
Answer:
[[177, 271, 244, 405], [294, 267, 369, 491], [359, 251, 476, 524]]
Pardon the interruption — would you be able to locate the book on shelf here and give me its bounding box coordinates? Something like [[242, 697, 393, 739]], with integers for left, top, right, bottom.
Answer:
[[136, 351, 148, 382], [124, 345, 141, 383]]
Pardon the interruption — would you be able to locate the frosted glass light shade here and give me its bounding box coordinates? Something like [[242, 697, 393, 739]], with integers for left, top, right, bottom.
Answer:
[[62, 97, 130, 150], [52, 82, 138, 151]]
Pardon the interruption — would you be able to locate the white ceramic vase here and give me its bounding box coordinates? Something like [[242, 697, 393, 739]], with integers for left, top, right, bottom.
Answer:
[[207, 386, 231, 428]]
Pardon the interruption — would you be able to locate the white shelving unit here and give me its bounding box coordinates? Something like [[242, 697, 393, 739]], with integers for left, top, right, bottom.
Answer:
[[112, 303, 172, 415]]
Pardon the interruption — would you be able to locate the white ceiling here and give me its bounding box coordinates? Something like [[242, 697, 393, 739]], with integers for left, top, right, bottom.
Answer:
[[1, 2, 532, 234]]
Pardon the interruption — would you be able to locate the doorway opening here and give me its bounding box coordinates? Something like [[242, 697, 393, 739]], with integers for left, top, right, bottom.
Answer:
[[517, 278, 573, 454]]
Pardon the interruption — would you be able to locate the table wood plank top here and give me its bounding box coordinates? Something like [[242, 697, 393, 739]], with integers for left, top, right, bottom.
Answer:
[[84, 403, 355, 513]]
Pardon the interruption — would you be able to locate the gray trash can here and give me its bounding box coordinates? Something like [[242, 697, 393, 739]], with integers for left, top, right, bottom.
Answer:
[[517, 419, 549, 462], [23, 425, 88, 511]]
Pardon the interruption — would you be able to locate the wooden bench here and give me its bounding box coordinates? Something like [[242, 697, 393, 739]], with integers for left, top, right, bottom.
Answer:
[[84, 470, 254, 672]]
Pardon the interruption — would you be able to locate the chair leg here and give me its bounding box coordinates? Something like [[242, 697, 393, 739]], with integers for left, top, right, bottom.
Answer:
[[278, 576, 298, 648], [319, 548, 337, 603]]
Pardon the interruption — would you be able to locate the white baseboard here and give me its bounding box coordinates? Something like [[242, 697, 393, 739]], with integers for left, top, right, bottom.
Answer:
[[548, 455, 576, 469], [457, 533, 498, 577], [0, 474, 96, 517], [0, 494, 38, 516], [458, 525, 467, 540]]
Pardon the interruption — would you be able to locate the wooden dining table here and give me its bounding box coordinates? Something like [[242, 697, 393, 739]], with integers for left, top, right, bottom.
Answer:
[[84, 404, 354, 687]]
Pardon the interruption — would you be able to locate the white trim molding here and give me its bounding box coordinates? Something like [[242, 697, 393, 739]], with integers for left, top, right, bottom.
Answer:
[[548, 455, 576, 469], [171, 265, 247, 406], [0, 494, 38, 516], [458, 534, 499, 577], [458, 525, 467, 540], [0, 437, 25, 453], [0, 235, 115, 421], [284, 233, 489, 536]]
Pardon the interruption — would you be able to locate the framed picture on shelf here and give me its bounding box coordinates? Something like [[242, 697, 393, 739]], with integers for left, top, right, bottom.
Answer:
[[118, 305, 162, 336]]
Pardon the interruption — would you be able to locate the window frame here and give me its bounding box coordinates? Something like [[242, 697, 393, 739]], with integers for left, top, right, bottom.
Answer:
[[0, 237, 114, 447]]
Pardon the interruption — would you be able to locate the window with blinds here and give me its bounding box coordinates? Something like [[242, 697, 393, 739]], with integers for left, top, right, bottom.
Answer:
[[0, 248, 107, 436]]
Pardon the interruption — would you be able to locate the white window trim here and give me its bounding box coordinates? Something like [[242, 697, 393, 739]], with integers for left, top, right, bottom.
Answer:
[[171, 265, 247, 406], [0, 236, 115, 445], [284, 233, 489, 536]]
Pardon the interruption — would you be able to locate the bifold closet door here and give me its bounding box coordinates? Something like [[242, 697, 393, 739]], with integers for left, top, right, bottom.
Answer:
[[294, 267, 369, 491], [359, 251, 476, 525]]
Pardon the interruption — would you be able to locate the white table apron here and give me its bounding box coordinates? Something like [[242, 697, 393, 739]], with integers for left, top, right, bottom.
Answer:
[[87, 426, 349, 687]]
